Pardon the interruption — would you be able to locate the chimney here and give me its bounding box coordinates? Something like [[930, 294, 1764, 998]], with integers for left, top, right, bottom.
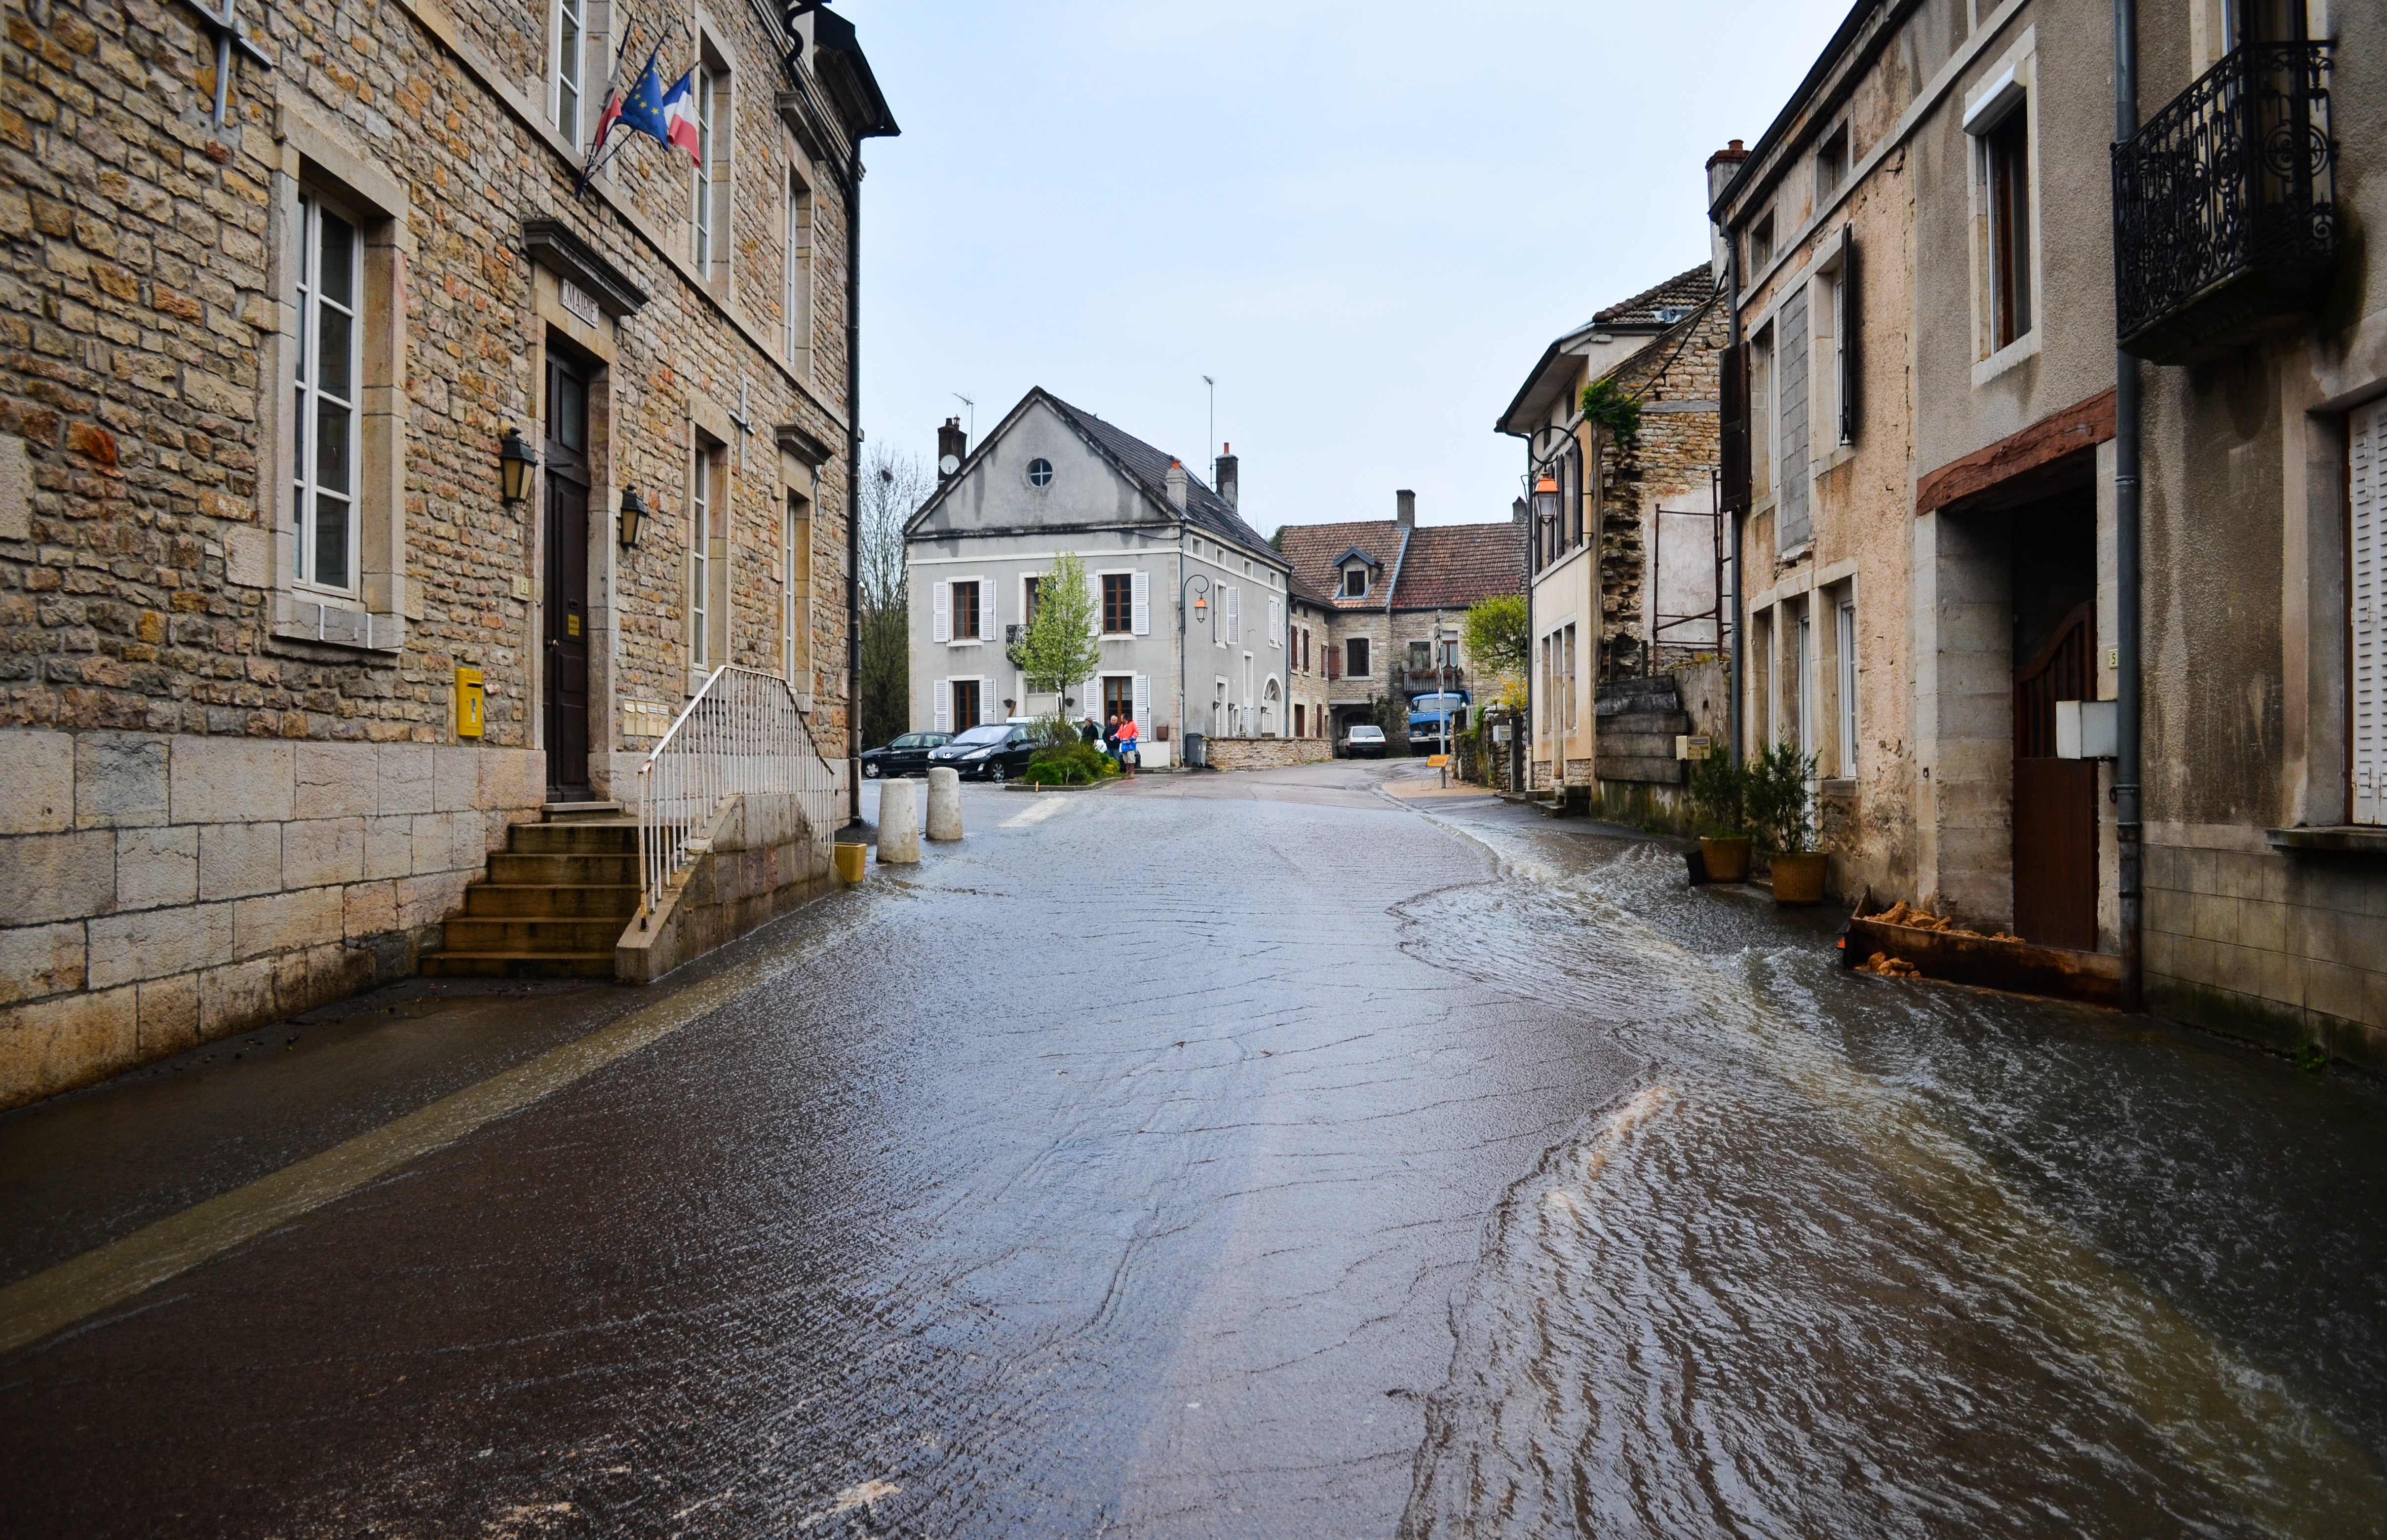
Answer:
[[1395, 489, 1416, 527], [1706, 139, 1750, 281], [1215, 443, 1238, 509], [1166, 458, 1189, 508], [937, 417, 968, 481], [1512, 495, 1529, 526]]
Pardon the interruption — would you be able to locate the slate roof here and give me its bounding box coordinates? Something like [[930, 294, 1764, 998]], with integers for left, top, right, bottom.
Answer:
[[1043, 395, 1281, 563], [1276, 518, 1524, 614], [1592, 263, 1717, 326]]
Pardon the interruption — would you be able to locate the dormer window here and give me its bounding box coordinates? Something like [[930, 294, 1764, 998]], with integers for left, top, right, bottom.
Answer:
[[1343, 567, 1369, 597]]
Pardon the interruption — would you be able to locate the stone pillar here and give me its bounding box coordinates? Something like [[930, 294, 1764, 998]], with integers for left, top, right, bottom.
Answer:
[[877, 778, 921, 863], [925, 767, 964, 841]]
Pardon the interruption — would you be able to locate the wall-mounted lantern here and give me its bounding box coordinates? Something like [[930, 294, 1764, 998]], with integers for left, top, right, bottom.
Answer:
[[1194, 592, 1209, 623], [499, 427, 538, 503], [617, 485, 648, 548], [1532, 474, 1559, 528]]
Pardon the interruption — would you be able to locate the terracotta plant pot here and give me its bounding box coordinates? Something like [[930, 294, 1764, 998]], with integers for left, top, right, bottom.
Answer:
[[1699, 835, 1753, 884], [1771, 850, 1829, 905]]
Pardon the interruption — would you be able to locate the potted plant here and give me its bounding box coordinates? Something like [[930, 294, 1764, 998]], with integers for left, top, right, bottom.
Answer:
[[1746, 740, 1827, 904], [1688, 751, 1753, 884]]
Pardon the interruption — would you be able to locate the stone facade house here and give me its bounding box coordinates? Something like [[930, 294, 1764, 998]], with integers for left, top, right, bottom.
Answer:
[[0, 0, 894, 1106], [904, 389, 1292, 760], [1500, 262, 1730, 798], [1276, 493, 1528, 750], [1715, 0, 2385, 1068], [1286, 577, 1333, 746]]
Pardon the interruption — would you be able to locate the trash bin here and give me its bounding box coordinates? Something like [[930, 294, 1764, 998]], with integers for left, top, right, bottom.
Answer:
[[1185, 732, 1207, 769]]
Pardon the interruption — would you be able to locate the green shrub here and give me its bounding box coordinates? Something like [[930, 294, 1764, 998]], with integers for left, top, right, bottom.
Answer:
[[1687, 752, 1747, 838], [1743, 739, 1820, 854], [1024, 740, 1116, 786]]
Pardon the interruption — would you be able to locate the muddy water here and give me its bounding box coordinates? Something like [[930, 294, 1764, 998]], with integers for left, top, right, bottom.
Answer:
[[1397, 816, 2387, 1540]]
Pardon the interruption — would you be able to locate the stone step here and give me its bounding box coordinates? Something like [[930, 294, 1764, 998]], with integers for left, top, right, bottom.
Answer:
[[487, 851, 638, 886], [1603, 711, 1692, 738], [1594, 754, 1686, 785], [543, 800, 624, 823], [508, 821, 640, 855], [464, 883, 642, 918], [419, 949, 617, 979], [442, 916, 628, 953]]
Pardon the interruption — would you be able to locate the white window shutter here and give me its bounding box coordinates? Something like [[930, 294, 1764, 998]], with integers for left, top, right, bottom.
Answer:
[[932, 581, 950, 644], [1228, 586, 1241, 644], [1132, 570, 1151, 636], [933, 678, 952, 733], [982, 579, 996, 635], [1270, 597, 1283, 646], [2353, 398, 2384, 825], [1134, 674, 1150, 731]]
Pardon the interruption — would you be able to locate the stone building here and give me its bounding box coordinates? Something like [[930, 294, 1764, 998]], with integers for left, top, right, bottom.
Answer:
[[1714, 0, 2385, 1067], [1500, 262, 1730, 798], [0, 0, 894, 1106], [903, 389, 1292, 761], [1276, 492, 1528, 750]]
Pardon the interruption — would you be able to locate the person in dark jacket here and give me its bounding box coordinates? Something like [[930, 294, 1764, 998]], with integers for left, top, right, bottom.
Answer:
[[1080, 715, 1101, 746], [1103, 715, 1121, 762]]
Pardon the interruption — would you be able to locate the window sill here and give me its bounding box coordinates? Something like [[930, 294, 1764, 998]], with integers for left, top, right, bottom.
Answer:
[[272, 597, 404, 655], [2265, 826, 2387, 858], [1971, 327, 2041, 387]]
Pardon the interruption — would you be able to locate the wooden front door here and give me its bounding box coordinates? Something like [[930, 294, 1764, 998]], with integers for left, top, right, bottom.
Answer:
[[543, 353, 592, 799], [2012, 601, 2096, 949]]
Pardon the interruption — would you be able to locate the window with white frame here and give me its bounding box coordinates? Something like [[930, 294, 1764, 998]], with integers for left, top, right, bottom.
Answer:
[[554, 0, 588, 148], [689, 436, 725, 668], [294, 192, 360, 593], [1967, 65, 2034, 356], [784, 496, 810, 686], [1838, 596, 1858, 776], [1777, 287, 1812, 551], [1750, 323, 1774, 502], [692, 58, 730, 281], [784, 169, 812, 372], [2350, 397, 2385, 825]]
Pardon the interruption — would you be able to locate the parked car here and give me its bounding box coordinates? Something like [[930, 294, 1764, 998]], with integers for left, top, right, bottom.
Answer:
[[1340, 724, 1387, 759], [1406, 690, 1470, 749], [927, 723, 1038, 782], [860, 731, 952, 778]]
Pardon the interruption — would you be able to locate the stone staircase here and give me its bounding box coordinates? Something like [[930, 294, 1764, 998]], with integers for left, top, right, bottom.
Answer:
[[420, 804, 638, 979], [1593, 676, 1692, 785]]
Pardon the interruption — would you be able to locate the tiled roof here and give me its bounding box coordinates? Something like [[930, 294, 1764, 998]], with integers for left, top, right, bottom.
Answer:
[[1044, 395, 1280, 561], [1591, 263, 1717, 326], [1390, 522, 1528, 610], [1275, 518, 1524, 613]]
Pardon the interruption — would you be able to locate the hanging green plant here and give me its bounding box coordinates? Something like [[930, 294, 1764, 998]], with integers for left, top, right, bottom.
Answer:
[[1579, 377, 1642, 448]]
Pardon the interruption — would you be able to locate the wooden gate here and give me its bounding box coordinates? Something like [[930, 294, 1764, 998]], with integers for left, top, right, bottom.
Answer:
[[2011, 602, 2097, 949]]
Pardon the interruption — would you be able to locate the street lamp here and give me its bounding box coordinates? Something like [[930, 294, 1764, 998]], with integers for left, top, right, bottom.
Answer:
[[1179, 570, 1213, 764], [499, 426, 538, 504]]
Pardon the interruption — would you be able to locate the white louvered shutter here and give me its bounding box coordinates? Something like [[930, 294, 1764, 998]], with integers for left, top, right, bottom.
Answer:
[[1134, 675, 1150, 733], [1227, 586, 1241, 644], [1270, 597, 1283, 647], [982, 579, 996, 638], [2354, 398, 2385, 824], [933, 678, 952, 733], [1132, 570, 1151, 636], [932, 581, 950, 644]]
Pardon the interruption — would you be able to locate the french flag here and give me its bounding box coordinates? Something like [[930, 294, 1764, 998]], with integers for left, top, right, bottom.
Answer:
[[659, 72, 702, 165]]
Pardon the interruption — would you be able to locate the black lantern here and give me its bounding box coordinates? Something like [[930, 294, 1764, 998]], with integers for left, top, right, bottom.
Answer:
[[499, 427, 538, 503], [617, 486, 648, 548]]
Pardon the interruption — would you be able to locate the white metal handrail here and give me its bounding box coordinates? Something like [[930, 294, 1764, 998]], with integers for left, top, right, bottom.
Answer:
[[636, 666, 843, 924]]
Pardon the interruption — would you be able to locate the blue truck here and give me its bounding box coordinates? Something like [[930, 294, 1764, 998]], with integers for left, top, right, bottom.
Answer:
[[1406, 690, 1470, 750]]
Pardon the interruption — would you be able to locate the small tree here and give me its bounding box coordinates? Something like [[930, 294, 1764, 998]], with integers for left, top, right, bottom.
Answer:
[[1014, 550, 1101, 709], [857, 442, 931, 748], [1463, 594, 1530, 712]]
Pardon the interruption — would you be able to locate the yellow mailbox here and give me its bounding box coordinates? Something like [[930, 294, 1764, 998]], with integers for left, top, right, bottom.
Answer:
[[455, 667, 485, 739]]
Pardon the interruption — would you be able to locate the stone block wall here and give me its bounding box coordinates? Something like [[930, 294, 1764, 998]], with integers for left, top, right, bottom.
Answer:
[[2144, 839, 2387, 1075], [0, 727, 541, 1108], [1204, 735, 1330, 772], [616, 788, 834, 984]]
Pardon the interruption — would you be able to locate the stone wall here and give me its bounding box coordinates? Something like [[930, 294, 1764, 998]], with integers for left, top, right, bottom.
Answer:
[[1204, 735, 1330, 771], [615, 788, 835, 985], [0, 729, 540, 1108]]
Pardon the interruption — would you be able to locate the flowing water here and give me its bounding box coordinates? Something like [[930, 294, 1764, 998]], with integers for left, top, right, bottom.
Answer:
[[1395, 813, 2387, 1540]]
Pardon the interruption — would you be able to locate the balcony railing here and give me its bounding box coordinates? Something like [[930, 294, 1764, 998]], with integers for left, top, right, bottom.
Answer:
[[635, 666, 843, 922], [2112, 42, 2336, 364]]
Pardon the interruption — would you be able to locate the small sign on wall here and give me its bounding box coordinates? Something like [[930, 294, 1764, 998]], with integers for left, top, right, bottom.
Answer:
[[1676, 734, 1711, 761], [559, 277, 601, 329], [455, 667, 485, 738]]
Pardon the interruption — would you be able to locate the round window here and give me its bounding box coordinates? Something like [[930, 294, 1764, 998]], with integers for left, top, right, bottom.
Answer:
[[1027, 458, 1054, 488]]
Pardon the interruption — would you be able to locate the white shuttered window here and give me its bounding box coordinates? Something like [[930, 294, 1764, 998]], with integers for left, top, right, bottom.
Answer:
[[932, 580, 950, 644], [933, 678, 952, 733], [2353, 399, 2385, 824], [1227, 586, 1241, 645], [1131, 570, 1151, 636]]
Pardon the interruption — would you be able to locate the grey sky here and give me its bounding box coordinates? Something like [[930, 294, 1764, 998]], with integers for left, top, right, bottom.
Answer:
[[840, 0, 1847, 531]]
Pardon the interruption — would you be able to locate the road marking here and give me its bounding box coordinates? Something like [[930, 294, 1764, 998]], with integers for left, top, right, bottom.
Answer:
[[1000, 796, 1071, 829], [0, 914, 854, 1359]]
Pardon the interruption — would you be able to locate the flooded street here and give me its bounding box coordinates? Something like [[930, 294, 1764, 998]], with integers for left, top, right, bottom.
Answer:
[[1, 762, 2382, 1537]]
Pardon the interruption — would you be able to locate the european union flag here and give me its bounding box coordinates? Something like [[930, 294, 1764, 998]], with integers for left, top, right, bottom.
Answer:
[[616, 50, 673, 147]]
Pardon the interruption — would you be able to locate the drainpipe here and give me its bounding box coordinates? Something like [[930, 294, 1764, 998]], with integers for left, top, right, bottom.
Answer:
[[2114, 0, 2143, 1010], [845, 155, 865, 829], [1727, 244, 1745, 770]]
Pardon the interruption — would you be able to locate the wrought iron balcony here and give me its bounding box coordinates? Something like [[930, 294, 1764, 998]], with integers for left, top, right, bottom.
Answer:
[[2112, 42, 2336, 365]]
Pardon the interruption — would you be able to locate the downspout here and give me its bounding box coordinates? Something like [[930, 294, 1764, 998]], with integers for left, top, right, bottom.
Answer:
[[1727, 245, 1746, 770], [845, 155, 865, 828], [2113, 0, 2143, 1009]]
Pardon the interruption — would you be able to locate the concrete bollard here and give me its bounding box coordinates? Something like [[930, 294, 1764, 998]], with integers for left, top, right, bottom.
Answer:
[[877, 777, 921, 863], [925, 766, 964, 841]]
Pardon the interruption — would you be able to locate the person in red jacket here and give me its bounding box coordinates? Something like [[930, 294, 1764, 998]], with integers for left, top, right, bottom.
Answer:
[[1116, 716, 1140, 777]]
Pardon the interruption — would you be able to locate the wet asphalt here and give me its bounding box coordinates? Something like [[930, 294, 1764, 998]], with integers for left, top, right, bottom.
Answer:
[[0, 761, 2382, 1538]]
